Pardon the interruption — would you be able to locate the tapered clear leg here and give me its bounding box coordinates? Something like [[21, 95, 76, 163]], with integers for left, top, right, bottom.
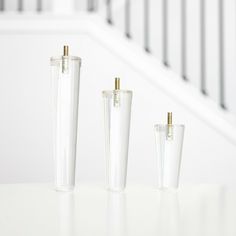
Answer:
[[103, 90, 132, 191], [154, 124, 185, 189], [51, 55, 81, 191]]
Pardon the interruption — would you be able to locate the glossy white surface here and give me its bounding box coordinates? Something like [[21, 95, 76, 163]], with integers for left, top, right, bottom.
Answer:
[[0, 183, 236, 236]]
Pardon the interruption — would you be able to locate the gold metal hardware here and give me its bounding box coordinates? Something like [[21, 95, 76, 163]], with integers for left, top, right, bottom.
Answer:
[[167, 112, 173, 140], [115, 77, 120, 90], [167, 112, 172, 125], [62, 45, 69, 73], [114, 77, 121, 107], [63, 45, 69, 56]]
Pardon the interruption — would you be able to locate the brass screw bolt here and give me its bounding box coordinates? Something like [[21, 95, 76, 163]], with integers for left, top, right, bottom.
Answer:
[[63, 45, 69, 56], [115, 77, 120, 90], [167, 112, 172, 125]]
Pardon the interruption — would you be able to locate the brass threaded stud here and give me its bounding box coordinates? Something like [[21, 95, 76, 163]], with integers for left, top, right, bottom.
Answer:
[[63, 45, 69, 56], [167, 112, 172, 125], [115, 77, 120, 90]]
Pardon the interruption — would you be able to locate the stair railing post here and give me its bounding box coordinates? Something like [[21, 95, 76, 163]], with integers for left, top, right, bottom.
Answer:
[[219, 0, 226, 109], [163, 0, 169, 66], [144, 0, 150, 52], [200, 0, 207, 95]]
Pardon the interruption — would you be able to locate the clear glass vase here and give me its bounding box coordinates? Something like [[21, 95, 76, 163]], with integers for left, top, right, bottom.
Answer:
[[154, 124, 185, 189], [103, 90, 132, 191], [51, 52, 81, 191]]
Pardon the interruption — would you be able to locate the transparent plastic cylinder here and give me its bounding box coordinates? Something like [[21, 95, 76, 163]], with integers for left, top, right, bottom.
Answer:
[[51, 55, 81, 191], [154, 124, 185, 189], [103, 90, 132, 191]]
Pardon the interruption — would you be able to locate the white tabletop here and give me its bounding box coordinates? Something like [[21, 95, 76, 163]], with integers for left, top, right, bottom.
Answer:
[[0, 183, 235, 236]]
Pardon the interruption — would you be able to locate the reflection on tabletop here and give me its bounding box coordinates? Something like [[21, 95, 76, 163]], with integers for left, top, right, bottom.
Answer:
[[106, 191, 127, 236], [57, 192, 75, 236], [0, 184, 236, 236]]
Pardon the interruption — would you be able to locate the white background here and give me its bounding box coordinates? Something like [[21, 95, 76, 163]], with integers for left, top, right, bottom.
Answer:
[[0, 26, 236, 186], [0, 0, 236, 186]]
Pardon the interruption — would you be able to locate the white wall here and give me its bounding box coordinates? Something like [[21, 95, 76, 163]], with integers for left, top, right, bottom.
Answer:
[[0, 16, 236, 187]]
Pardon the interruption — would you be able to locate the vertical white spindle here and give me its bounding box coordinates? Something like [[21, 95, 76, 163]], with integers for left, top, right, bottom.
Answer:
[[23, 0, 37, 12], [205, 0, 220, 101], [224, 0, 236, 113], [168, 0, 182, 74], [186, 0, 201, 88], [113, 0, 125, 32], [52, 0, 74, 14], [130, 0, 144, 46]]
